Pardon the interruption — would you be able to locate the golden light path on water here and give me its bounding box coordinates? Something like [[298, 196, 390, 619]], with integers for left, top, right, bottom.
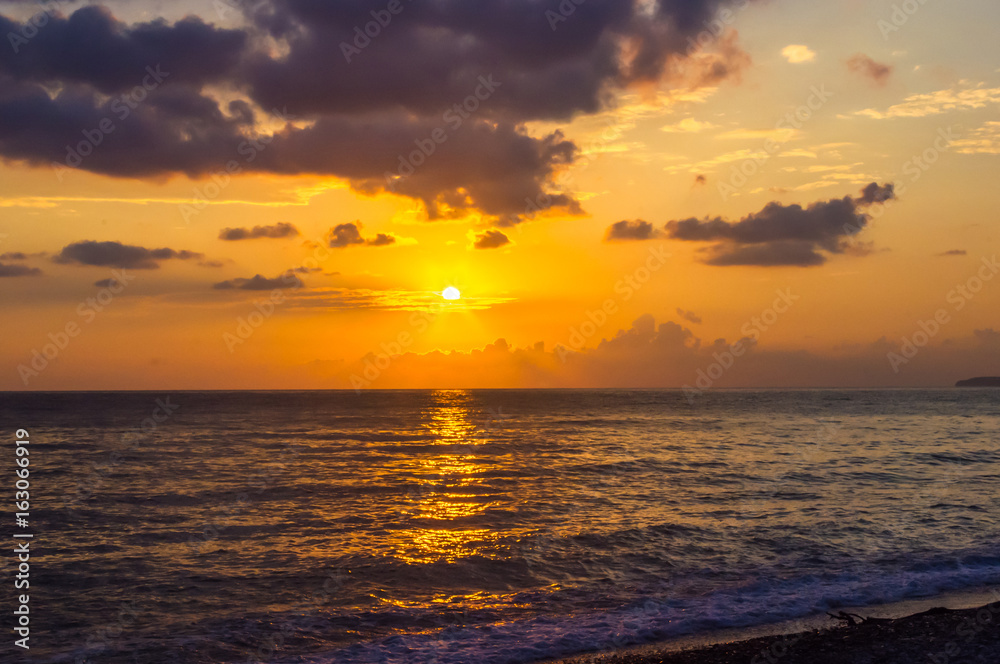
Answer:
[[370, 390, 526, 618], [393, 390, 509, 567]]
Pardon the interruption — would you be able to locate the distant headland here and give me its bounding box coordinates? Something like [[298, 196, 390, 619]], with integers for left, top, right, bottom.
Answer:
[[955, 377, 1000, 387]]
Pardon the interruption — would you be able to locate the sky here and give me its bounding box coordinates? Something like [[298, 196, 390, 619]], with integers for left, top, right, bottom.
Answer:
[[1, 0, 998, 390]]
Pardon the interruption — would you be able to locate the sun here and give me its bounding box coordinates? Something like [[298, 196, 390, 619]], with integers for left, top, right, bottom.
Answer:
[[442, 286, 461, 301]]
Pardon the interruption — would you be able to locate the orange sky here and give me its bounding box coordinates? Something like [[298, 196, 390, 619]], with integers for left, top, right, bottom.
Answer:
[[1, 0, 998, 389]]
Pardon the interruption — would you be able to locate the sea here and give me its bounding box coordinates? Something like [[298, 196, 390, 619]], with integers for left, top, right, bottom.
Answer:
[[2, 388, 999, 663]]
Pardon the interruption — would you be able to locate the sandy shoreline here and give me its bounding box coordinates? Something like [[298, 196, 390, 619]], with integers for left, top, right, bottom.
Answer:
[[553, 590, 1000, 664]]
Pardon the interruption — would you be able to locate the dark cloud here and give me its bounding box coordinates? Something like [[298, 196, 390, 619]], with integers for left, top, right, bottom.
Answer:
[[0, 1, 756, 222], [0, 75, 256, 178], [847, 53, 893, 86], [366, 233, 396, 247], [327, 223, 365, 248], [604, 219, 662, 242], [665, 183, 895, 267], [937, 249, 967, 257], [676, 308, 702, 324], [327, 222, 397, 248], [694, 174, 707, 185], [94, 278, 119, 288], [241, 0, 753, 121], [219, 222, 300, 241], [53, 240, 203, 269], [0, 79, 578, 219], [213, 272, 303, 290], [702, 240, 826, 267], [0, 262, 41, 277], [274, 117, 580, 221], [0, 251, 46, 260], [0, 7, 246, 92], [472, 229, 511, 250], [856, 182, 895, 205]]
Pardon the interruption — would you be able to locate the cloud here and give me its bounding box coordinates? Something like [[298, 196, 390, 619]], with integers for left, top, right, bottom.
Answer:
[[53, 240, 203, 269], [0, 7, 246, 93], [854, 84, 1000, 119], [701, 240, 827, 267], [715, 126, 797, 141], [241, 0, 753, 121], [781, 45, 816, 64], [847, 54, 893, 86], [327, 223, 365, 248], [327, 222, 397, 249], [328, 317, 1000, 389], [604, 219, 663, 242], [0, 1, 757, 222], [0, 251, 46, 259], [0, 262, 41, 277], [952, 121, 1000, 154], [366, 233, 396, 247], [665, 183, 895, 267], [856, 181, 896, 205], [213, 272, 303, 291], [470, 229, 511, 250], [218, 222, 299, 241], [661, 118, 717, 133], [937, 249, 967, 256], [676, 308, 702, 324], [694, 174, 707, 185], [0, 76, 579, 221]]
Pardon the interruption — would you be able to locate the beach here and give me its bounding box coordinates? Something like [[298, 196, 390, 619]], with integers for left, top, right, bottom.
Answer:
[[560, 600, 1000, 664]]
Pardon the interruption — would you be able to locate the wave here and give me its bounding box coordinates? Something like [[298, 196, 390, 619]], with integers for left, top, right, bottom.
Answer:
[[291, 552, 1000, 664]]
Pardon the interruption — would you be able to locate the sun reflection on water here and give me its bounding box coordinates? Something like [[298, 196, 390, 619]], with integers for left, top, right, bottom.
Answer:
[[391, 390, 508, 565]]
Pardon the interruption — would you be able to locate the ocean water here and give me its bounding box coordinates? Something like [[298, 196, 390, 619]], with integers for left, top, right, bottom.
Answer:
[[2, 388, 999, 663]]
